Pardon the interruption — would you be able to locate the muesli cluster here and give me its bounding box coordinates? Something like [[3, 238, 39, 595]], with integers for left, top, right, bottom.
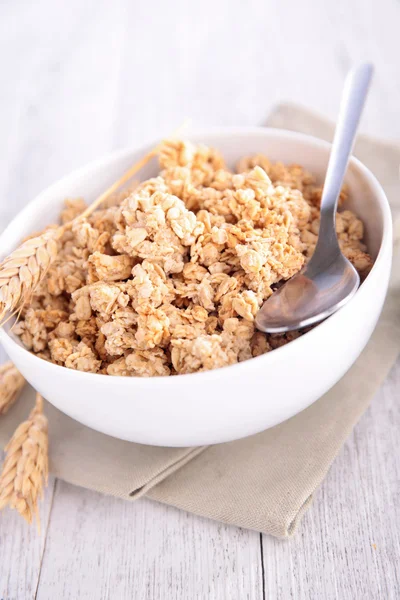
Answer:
[[13, 140, 372, 376]]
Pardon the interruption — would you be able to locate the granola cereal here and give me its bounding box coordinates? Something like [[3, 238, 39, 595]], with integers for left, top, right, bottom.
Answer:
[[13, 140, 373, 376]]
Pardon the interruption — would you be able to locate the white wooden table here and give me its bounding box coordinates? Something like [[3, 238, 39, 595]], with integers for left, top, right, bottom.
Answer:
[[0, 1, 399, 598]]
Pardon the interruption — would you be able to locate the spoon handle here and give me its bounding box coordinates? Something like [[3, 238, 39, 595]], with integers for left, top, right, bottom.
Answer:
[[316, 63, 374, 251]]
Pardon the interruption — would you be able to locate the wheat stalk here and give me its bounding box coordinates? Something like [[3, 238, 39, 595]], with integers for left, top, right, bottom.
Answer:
[[0, 361, 26, 415], [78, 121, 189, 219], [79, 145, 161, 220], [0, 392, 48, 526]]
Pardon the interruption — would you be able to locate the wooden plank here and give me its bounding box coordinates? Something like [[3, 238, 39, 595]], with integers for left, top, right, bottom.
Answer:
[[262, 359, 400, 600], [0, 477, 56, 600], [36, 483, 264, 600]]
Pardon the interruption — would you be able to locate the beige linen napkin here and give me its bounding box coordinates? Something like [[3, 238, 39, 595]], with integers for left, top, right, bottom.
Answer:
[[1, 105, 399, 538]]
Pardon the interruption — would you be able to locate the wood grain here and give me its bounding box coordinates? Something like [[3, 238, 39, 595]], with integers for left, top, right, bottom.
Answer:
[[0, 477, 56, 600], [262, 360, 400, 600], [36, 483, 263, 600], [0, 0, 399, 598]]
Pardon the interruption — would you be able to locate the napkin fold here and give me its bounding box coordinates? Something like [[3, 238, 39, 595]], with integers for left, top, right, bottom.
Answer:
[[1, 105, 399, 537]]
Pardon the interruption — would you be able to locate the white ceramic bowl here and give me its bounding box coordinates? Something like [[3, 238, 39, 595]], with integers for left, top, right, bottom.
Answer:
[[0, 129, 392, 447]]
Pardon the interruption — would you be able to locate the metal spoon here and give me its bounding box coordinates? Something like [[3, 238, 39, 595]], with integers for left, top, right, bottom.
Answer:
[[255, 63, 374, 334]]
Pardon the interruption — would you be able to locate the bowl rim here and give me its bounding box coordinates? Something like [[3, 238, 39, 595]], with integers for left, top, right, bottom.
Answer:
[[0, 126, 393, 386]]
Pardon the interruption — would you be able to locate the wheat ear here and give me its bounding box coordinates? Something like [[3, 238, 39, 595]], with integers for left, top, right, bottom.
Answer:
[[0, 361, 26, 415], [0, 228, 61, 322], [0, 392, 48, 526]]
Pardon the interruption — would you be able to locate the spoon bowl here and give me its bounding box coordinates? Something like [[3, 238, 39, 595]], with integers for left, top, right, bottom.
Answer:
[[255, 252, 360, 333]]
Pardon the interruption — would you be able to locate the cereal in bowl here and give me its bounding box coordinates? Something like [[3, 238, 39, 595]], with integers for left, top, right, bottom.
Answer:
[[11, 140, 373, 376]]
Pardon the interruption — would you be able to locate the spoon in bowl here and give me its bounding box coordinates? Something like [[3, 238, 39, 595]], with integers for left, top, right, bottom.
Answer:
[[255, 63, 374, 334]]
